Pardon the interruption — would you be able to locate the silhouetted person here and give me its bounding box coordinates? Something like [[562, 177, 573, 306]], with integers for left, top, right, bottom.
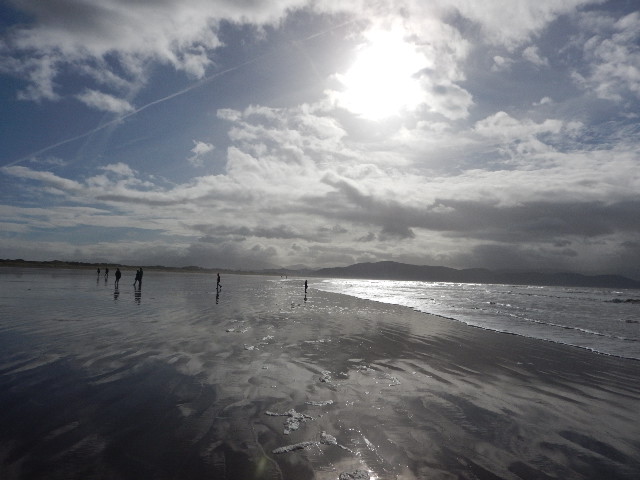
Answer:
[[97, 268, 100, 276], [104, 267, 109, 279], [304, 280, 308, 293], [216, 273, 222, 292], [138, 267, 143, 286], [115, 268, 121, 287], [133, 268, 141, 288]]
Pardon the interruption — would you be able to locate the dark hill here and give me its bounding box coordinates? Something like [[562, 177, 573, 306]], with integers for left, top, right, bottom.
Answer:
[[313, 261, 640, 289]]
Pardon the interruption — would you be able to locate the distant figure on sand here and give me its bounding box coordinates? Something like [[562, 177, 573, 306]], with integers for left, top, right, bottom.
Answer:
[[304, 280, 308, 293], [133, 268, 141, 288], [104, 267, 109, 279], [97, 268, 100, 276], [139, 267, 143, 286], [216, 273, 222, 292], [115, 268, 121, 287]]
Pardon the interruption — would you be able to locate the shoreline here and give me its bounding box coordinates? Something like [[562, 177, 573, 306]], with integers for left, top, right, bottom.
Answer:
[[313, 279, 640, 362], [397, 306, 640, 363]]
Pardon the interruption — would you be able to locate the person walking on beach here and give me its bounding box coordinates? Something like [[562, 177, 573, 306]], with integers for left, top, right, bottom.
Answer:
[[104, 267, 109, 279], [304, 280, 308, 293], [138, 267, 143, 287], [114, 268, 121, 287], [216, 273, 222, 292], [97, 267, 100, 276], [133, 268, 141, 288]]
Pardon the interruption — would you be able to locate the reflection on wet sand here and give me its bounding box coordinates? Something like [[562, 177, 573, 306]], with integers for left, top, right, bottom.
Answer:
[[0, 270, 638, 479]]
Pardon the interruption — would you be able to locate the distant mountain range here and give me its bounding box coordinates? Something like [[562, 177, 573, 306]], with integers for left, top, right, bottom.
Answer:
[[310, 261, 640, 289]]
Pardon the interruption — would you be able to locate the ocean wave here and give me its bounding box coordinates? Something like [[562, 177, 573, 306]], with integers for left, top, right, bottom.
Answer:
[[316, 279, 640, 360]]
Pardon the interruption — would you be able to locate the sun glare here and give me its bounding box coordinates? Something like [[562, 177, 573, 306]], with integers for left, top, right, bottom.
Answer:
[[335, 28, 426, 120]]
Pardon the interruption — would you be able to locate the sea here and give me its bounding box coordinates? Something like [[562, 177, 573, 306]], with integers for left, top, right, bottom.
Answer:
[[314, 278, 640, 360]]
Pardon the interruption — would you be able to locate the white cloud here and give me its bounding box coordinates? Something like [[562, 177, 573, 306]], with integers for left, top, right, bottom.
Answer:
[[1, 165, 83, 193], [100, 163, 137, 177], [575, 11, 640, 101], [3, 55, 61, 101], [522, 45, 549, 66], [28, 156, 68, 167], [448, 0, 598, 49], [187, 141, 215, 167], [1, 0, 585, 121], [76, 89, 134, 113], [1, 0, 321, 103], [534, 96, 553, 105], [474, 111, 563, 138], [491, 55, 513, 72], [472, 111, 582, 164]]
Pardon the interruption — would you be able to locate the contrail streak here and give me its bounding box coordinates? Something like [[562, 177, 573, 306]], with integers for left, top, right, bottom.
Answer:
[[3, 17, 358, 169], [2, 61, 253, 168]]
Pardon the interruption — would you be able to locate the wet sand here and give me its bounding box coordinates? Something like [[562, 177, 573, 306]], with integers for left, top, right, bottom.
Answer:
[[0, 271, 639, 479]]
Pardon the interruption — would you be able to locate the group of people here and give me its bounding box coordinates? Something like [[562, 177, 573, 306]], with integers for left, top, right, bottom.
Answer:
[[97, 266, 140, 288], [95, 269, 308, 299]]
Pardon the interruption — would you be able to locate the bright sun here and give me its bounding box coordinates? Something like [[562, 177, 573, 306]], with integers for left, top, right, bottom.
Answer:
[[334, 28, 426, 120]]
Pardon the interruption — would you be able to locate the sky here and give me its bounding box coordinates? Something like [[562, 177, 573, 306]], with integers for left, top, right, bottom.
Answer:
[[1, 0, 640, 278]]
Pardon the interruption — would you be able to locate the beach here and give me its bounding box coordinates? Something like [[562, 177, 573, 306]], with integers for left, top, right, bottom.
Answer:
[[0, 269, 639, 479]]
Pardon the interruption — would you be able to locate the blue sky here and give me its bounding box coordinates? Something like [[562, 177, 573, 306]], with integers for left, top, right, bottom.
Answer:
[[1, 0, 639, 278]]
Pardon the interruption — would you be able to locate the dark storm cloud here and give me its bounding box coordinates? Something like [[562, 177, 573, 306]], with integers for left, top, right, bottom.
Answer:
[[356, 232, 376, 242], [424, 199, 640, 241], [455, 243, 580, 273], [315, 175, 418, 240], [122, 240, 279, 270], [310, 175, 640, 251], [317, 224, 348, 235], [193, 224, 301, 240]]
